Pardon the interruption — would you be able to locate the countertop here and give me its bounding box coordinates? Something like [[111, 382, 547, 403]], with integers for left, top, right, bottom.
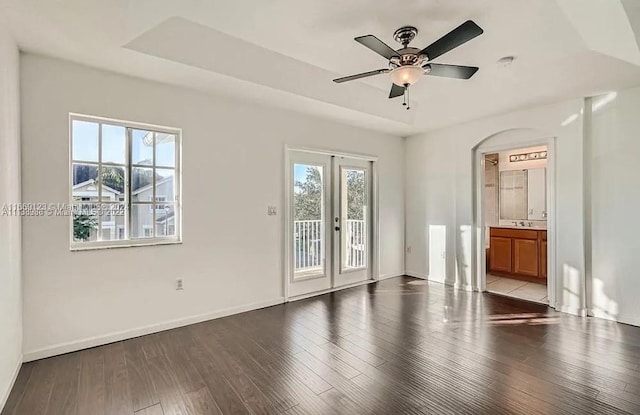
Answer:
[[490, 225, 547, 231]]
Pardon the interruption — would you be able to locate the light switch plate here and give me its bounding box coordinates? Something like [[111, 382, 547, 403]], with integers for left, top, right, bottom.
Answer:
[[268, 206, 277, 216]]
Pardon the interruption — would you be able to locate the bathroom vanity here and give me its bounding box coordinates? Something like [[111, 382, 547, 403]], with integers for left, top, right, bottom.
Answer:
[[488, 226, 547, 283]]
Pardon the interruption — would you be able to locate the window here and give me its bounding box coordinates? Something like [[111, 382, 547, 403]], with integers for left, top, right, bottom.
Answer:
[[70, 114, 181, 249]]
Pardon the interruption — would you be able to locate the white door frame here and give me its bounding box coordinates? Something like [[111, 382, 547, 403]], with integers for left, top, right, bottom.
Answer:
[[472, 137, 557, 308], [333, 157, 373, 287], [284, 145, 379, 301], [286, 151, 333, 297]]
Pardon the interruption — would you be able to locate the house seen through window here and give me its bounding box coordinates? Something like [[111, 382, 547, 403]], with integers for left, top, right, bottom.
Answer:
[[70, 115, 180, 248]]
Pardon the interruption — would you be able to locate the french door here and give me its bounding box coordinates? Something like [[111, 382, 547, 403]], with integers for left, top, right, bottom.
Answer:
[[288, 151, 372, 298]]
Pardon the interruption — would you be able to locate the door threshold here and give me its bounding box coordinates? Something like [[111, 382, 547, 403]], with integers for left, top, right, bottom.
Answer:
[[486, 289, 549, 306], [287, 279, 375, 302]]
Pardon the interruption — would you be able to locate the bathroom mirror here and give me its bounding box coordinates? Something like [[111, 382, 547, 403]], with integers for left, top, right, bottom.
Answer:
[[499, 168, 546, 221]]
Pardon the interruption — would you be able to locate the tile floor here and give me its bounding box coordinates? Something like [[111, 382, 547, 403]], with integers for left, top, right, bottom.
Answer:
[[486, 274, 548, 304]]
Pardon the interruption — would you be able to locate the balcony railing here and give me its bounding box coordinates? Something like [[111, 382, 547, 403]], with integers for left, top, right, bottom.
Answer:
[[294, 220, 323, 271], [294, 219, 366, 272], [345, 219, 366, 269]]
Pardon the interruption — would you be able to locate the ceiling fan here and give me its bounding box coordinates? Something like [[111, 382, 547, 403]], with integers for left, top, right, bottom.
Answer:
[[333, 20, 484, 109]]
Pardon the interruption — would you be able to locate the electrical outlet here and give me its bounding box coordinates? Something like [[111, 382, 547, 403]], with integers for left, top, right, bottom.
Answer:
[[176, 278, 184, 290], [406, 246, 412, 254], [268, 206, 277, 216]]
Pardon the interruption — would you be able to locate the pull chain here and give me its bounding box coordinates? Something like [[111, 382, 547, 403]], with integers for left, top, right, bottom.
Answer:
[[402, 84, 411, 110]]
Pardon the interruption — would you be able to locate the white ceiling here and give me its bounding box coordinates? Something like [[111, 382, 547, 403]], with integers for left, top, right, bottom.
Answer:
[[2, 0, 640, 136]]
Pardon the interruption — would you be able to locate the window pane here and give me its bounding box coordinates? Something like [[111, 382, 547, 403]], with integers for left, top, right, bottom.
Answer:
[[100, 166, 126, 202], [131, 204, 154, 238], [72, 203, 98, 242], [132, 129, 153, 165], [72, 164, 99, 202], [101, 124, 126, 164], [342, 168, 367, 270], [293, 163, 324, 277], [156, 169, 175, 202], [132, 167, 154, 202], [100, 204, 126, 241], [155, 204, 176, 237], [72, 120, 98, 162], [156, 133, 176, 167]]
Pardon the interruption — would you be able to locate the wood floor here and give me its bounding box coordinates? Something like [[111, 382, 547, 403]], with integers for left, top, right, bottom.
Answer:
[[4, 276, 640, 414]]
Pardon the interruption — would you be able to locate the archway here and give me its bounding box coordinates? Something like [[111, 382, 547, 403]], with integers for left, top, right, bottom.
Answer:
[[471, 128, 558, 308]]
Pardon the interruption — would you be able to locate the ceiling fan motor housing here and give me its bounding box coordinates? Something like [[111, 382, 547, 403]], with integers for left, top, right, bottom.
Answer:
[[393, 26, 418, 47]]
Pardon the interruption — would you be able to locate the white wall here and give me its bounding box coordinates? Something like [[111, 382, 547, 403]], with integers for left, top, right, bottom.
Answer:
[[405, 99, 586, 314], [20, 54, 405, 360], [0, 25, 22, 410], [590, 87, 640, 326]]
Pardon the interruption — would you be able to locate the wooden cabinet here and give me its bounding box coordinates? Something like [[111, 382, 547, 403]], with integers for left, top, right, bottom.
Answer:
[[513, 239, 538, 277], [489, 237, 512, 273], [489, 227, 547, 283], [540, 238, 547, 279]]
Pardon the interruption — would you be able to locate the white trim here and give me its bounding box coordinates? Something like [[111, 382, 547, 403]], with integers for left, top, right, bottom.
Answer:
[[70, 238, 181, 252], [404, 271, 429, 280], [70, 112, 180, 135], [378, 273, 403, 280], [372, 160, 381, 281], [0, 354, 22, 412], [23, 298, 284, 362], [583, 97, 593, 316], [286, 151, 333, 297], [473, 135, 558, 308], [333, 158, 373, 286], [286, 145, 378, 162], [287, 279, 375, 302], [453, 282, 474, 292], [558, 305, 587, 317]]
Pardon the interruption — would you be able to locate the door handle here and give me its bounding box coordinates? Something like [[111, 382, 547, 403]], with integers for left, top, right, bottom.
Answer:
[[335, 226, 340, 231]]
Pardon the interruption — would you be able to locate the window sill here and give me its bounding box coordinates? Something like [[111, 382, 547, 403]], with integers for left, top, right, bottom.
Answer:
[[70, 238, 182, 252]]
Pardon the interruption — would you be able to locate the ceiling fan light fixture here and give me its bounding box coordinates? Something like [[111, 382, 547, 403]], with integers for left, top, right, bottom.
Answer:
[[389, 65, 424, 87]]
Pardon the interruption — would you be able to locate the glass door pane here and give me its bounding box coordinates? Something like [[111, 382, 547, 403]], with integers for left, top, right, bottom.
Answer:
[[341, 168, 368, 271], [293, 163, 325, 279]]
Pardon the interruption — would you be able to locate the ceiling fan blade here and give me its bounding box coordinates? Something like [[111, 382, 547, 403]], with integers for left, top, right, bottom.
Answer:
[[333, 69, 388, 83], [389, 83, 405, 99], [426, 63, 479, 79], [355, 35, 401, 60], [419, 20, 483, 61]]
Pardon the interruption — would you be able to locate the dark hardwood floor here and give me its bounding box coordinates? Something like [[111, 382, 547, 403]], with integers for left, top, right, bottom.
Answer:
[[4, 276, 640, 414]]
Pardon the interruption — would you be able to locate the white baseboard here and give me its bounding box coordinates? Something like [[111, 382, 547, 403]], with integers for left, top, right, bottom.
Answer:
[[558, 304, 587, 317], [378, 273, 403, 280], [23, 298, 284, 362], [589, 309, 640, 327], [454, 283, 474, 292], [590, 309, 618, 322], [1, 354, 22, 412], [404, 271, 428, 280]]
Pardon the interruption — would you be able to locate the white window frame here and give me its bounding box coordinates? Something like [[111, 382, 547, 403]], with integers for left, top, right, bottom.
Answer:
[[69, 113, 182, 251], [149, 196, 168, 213]]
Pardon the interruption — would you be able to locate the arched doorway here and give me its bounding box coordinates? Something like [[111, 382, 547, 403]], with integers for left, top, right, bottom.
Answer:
[[472, 128, 557, 307]]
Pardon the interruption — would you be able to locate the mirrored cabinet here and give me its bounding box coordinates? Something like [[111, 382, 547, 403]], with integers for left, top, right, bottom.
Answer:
[[499, 168, 546, 221]]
